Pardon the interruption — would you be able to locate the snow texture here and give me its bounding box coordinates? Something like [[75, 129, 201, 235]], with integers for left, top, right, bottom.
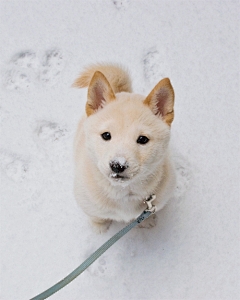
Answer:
[[112, 156, 127, 166], [4, 49, 64, 90], [0, 1, 239, 300]]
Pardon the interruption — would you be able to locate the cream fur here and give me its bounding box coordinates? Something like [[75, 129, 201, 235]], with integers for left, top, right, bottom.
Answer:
[[73, 64, 176, 233]]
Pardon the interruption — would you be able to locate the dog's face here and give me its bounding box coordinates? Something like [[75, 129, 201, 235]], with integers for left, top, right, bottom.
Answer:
[[84, 71, 174, 186]]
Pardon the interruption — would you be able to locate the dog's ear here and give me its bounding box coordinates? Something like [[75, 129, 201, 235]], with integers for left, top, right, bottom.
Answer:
[[86, 71, 116, 116], [144, 78, 175, 126]]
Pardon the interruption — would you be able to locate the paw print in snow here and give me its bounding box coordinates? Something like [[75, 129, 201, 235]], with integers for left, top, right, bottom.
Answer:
[[5, 69, 31, 90], [5, 159, 29, 182], [173, 154, 193, 199], [11, 51, 39, 69], [112, 0, 130, 10], [0, 106, 9, 124], [0, 151, 30, 182], [123, 238, 137, 257], [88, 257, 107, 276], [0, 150, 44, 209], [33, 120, 70, 164], [143, 48, 169, 86], [35, 120, 67, 145], [4, 49, 64, 90], [5, 51, 38, 90], [39, 49, 64, 86]]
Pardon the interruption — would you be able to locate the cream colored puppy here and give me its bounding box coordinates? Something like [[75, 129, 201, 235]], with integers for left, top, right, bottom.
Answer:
[[73, 64, 176, 233]]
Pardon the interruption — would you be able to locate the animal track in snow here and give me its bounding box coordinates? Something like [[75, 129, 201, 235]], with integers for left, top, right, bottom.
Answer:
[[143, 48, 169, 86], [0, 150, 45, 209], [39, 49, 64, 86], [5, 51, 38, 90], [5, 69, 33, 90], [123, 238, 137, 257], [0, 106, 9, 124], [4, 49, 64, 90], [33, 120, 70, 166], [173, 154, 193, 199], [35, 120, 68, 145], [112, 0, 130, 10], [11, 51, 39, 69], [0, 150, 30, 182], [88, 257, 107, 276]]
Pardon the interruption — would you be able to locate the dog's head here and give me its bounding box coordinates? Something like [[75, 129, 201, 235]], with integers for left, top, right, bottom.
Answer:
[[84, 71, 174, 186]]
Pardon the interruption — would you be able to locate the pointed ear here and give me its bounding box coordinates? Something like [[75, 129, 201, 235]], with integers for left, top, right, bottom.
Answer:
[[86, 71, 116, 117], [143, 78, 175, 126]]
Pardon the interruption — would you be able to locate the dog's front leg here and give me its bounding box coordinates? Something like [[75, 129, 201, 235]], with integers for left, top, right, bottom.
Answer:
[[89, 216, 112, 234]]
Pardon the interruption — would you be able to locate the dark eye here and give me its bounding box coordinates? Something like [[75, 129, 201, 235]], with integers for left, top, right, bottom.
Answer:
[[101, 132, 111, 141], [137, 136, 149, 144]]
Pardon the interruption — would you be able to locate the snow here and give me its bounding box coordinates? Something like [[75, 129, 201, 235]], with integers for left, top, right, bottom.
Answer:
[[0, 0, 239, 299], [112, 157, 127, 167]]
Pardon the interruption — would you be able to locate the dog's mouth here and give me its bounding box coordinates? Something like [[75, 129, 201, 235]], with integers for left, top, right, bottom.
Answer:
[[110, 173, 130, 181]]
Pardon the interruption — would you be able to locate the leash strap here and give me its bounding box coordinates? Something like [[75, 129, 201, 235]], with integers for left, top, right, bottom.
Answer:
[[30, 195, 156, 300]]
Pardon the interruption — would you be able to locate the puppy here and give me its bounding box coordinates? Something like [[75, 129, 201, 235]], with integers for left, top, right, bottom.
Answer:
[[73, 64, 176, 233]]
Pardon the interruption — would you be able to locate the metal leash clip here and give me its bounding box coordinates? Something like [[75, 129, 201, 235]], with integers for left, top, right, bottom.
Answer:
[[144, 194, 156, 213]]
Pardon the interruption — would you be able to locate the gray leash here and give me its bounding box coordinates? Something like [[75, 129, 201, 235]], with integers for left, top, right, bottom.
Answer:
[[30, 194, 156, 300]]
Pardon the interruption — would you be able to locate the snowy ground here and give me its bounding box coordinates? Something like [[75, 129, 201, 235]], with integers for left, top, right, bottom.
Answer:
[[0, 1, 239, 299]]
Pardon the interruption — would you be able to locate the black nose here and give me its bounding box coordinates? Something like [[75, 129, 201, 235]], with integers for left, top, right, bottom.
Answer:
[[110, 162, 126, 174]]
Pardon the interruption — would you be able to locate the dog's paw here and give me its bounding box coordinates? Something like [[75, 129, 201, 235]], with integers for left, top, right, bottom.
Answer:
[[138, 214, 158, 229], [89, 218, 112, 234]]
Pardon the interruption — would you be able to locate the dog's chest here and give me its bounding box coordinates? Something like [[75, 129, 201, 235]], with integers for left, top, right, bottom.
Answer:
[[105, 188, 145, 222]]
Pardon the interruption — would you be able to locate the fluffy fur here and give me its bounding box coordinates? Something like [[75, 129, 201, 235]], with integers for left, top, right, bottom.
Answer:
[[73, 63, 176, 233]]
